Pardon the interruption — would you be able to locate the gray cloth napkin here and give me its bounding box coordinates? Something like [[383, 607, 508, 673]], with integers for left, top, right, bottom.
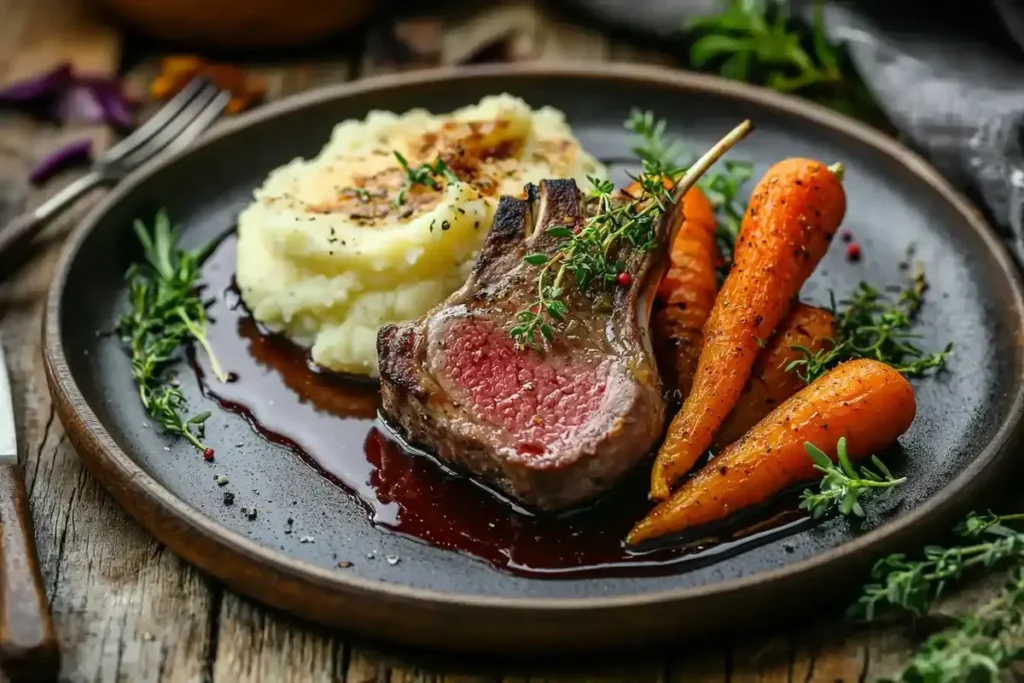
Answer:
[[556, 0, 1024, 254], [817, 1, 1024, 252]]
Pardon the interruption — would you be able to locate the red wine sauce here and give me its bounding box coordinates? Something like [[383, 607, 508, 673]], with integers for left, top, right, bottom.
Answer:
[[195, 234, 810, 578]]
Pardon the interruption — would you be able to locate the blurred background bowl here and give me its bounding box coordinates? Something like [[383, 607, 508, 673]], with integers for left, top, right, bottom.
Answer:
[[95, 0, 378, 48]]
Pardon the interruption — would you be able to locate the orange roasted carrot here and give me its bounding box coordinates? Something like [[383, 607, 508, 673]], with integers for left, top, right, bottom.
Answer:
[[650, 158, 846, 500], [652, 187, 719, 398], [629, 358, 916, 544], [713, 303, 834, 448]]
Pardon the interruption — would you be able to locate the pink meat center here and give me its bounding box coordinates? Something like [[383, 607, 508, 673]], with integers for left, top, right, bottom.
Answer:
[[441, 319, 606, 455]]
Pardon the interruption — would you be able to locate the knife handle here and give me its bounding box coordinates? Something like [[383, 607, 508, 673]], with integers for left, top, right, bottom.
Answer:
[[0, 463, 58, 682]]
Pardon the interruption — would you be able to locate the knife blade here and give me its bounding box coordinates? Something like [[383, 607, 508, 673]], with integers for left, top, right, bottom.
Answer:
[[0, 343, 14, 464], [0, 342, 59, 682]]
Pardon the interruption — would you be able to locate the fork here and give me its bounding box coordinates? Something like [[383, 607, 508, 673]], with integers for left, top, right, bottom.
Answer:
[[0, 78, 232, 267]]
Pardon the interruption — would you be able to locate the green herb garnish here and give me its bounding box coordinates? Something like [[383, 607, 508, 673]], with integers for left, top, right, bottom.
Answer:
[[344, 186, 372, 202], [510, 110, 751, 348], [689, 0, 839, 93], [786, 272, 953, 384], [696, 159, 753, 274], [627, 109, 753, 277], [510, 172, 671, 349], [510, 110, 684, 348], [850, 512, 1024, 681], [624, 109, 688, 175], [855, 513, 1024, 621], [799, 438, 905, 519], [686, 0, 879, 121], [887, 568, 1024, 683], [393, 151, 459, 207], [118, 210, 226, 451]]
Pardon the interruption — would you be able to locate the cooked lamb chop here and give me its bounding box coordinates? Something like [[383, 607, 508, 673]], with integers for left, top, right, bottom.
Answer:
[[377, 178, 680, 511]]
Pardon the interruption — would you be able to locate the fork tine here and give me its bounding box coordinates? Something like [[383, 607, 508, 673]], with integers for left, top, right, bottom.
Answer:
[[119, 85, 223, 170], [159, 91, 232, 158], [102, 78, 211, 163]]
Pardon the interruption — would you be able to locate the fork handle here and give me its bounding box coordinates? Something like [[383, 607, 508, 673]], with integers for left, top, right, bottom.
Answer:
[[0, 171, 105, 264]]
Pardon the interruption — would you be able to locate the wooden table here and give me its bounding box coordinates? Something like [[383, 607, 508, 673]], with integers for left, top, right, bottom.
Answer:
[[0, 0, 1010, 680]]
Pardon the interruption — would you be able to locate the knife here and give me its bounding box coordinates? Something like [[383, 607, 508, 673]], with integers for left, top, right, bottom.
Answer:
[[0, 342, 58, 682]]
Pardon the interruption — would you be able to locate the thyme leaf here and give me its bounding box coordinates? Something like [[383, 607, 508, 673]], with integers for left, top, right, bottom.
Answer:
[[510, 110, 751, 348], [799, 437, 905, 520], [786, 271, 953, 384], [886, 568, 1024, 682], [509, 171, 670, 349], [851, 512, 1024, 681], [624, 108, 688, 176], [118, 210, 225, 451], [627, 109, 754, 278], [393, 151, 459, 207]]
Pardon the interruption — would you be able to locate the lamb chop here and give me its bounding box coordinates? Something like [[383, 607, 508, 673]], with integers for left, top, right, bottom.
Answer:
[[377, 123, 752, 511]]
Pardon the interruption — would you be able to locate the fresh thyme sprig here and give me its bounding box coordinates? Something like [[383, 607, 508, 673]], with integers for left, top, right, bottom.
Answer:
[[889, 568, 1024, 683], [393, 151, 458, 207], [786, 273, 953, 384], [624, 109, 688, 176], [849, 512, 1024, 681], [626, 109, 754, 277], [509, 113, 752, 348], [509, 173, 670, 348], [118, 210, 226, 452], [510, 110, 685, 348], [689, 0, 839, 92], [799, 438, 905, 519], [853, 513, 1024, 622]]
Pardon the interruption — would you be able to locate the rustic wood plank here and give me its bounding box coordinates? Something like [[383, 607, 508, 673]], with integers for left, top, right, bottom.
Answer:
[[516, 666, 665, 683], [0, 125, 217, 682], [534, 16, 611, 62], [862, 624, 912, 683], [668, 646, 729, 683], [728, 636, 790, 683], [0, 3, 216, 682], [792, 628, 868, 683], [345, 646, 389, 683], [0, 0, 119, 82], [343, 647, 500, 683], [210, 596, 343, 682]]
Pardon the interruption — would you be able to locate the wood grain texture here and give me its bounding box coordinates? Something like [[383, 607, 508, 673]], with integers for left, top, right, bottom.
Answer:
[[0, 126, 217, 683], [0, 0, 1016, 679], [0, 0, 118, 82], [0, 462, 58, 682], [0, 212, 47, 270], [210, 596, 344, 682]]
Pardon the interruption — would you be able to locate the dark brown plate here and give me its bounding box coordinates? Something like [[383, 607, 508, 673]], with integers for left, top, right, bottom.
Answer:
[[43, 63, 1024, 654]]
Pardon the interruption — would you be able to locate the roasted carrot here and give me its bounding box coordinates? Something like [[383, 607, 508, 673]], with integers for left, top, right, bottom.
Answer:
[[628, 358, 916, 544], [650, 158, 846, 499], [652, 187, 719, 398], [713, 303, 835, 448]]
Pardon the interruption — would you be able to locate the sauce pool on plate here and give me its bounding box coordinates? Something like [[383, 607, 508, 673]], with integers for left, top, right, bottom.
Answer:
[[193, 233, 811, 578]]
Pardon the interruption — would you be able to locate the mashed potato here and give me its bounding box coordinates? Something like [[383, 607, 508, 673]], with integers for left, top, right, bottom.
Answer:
[[236, 94, 605, 376]]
